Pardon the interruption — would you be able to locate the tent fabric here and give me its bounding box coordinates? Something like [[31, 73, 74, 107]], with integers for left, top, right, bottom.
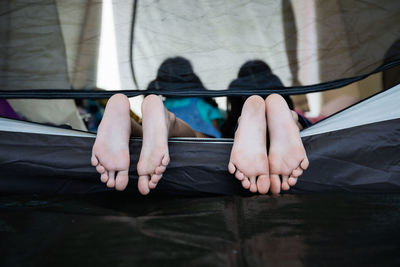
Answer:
[[56, 0, 102, 90], [0, 0, 70, 90], [1, 0, 400, 102], [0, 117, 399, 195], [0, 0, 400, 195], [0, 0, 101, 90], [0, 0, 101, 130], [115, 0, 400, 91], [2, 57, 400, 99], [301, 83, 400, 137], [1, 0, 400, 94], [7, 99, 87, 130], [0, 85, 399, 195]]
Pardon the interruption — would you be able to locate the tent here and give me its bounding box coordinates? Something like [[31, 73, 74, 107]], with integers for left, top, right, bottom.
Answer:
[[0, 0, 400, 195]]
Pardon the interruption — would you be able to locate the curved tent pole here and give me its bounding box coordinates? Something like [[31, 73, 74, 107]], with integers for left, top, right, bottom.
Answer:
[[129, 0, 139, 89]]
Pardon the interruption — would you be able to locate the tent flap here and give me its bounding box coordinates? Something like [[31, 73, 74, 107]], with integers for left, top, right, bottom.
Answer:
[[0, 117, 399, 195]]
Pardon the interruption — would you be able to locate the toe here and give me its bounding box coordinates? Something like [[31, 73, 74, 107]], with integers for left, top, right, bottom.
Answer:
[[149, 174, 162, 189], [300, 156, 309, 170], [257, 174, 270, 194], [138, 175, 150, 195], [115, 170, 129, 191], [148, 180, 157, 189], [155, 165, 166, 175], [292, 167, 303, 178], [249, 176, 257, 193], [281, 175, 290, 191], [241, 178, 251, 189], [228, 161, 236, 174], [91, 154, 98, 166], [269, 174, 281, 194], [235, 170, 245, 181], [161, 154, 170, 166], [96, 164, 105, 174], [106, 171, 116, 188], [288, 176, 298, 187], [100, 172, 109, 183]]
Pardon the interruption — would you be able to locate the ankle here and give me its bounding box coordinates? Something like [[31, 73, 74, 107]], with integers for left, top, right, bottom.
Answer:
[[167, 111, 176, 136]]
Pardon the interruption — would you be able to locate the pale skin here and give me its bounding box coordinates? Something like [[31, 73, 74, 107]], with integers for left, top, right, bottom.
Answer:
[[91, 94, 196, 195], [92, 93, 308, 195], [228, 94, 309, 194]]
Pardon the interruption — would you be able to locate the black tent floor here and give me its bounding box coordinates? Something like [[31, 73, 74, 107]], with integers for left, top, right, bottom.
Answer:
[[1, 193, 400, 267]]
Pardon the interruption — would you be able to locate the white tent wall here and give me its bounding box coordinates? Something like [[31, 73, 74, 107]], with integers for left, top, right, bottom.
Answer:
[[0, 0, 70, 90], [57, 0, 102, 90], [0, 0, 102, 130], [113, 0, 292, 91], [111, 0, 135, 90], [1, 1, 399, 124], [315, 0, 400, 106], [111, 0, 400, 116], [290, 0, 321, 115]]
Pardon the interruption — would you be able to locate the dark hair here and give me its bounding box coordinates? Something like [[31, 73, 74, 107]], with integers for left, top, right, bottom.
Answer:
[[147, 57, 218, 107], [221, 60, 294, 138]]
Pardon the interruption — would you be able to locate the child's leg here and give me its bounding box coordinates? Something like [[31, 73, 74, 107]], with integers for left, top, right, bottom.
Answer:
[[91, 93, 134, 191], [228, 95, 270, 194], [137, 94, 196, 195], [265, 94, 309, 193]]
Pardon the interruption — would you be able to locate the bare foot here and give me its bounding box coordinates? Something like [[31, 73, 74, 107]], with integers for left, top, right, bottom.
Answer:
[[136, 95, 172, 195], [228, 96, 270, 194], [91, 94, 131, 191], [266, 94, 309, 193]]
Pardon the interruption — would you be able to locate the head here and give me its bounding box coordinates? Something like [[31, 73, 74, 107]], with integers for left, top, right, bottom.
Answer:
[[221, 60, 293, 137], [147, 56, 217, 107], [235, 60, 292, 106], [238, 60, 272, 79], [147, 57, 205, 91]]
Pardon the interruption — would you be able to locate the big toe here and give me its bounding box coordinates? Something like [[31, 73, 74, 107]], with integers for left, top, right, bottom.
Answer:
[[249, 176, 257, 193], [257, 174, 270, 194], [115, 170, 129, 191], [138, 175, 150, 195], [269, 174, 281, 194], [106, 171, 116, 188]]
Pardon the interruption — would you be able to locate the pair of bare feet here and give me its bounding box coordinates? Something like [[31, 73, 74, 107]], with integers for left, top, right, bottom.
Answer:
[[91, 94, 172, 195], [228, 95, 309, 194], [91, 93, 308, 195]]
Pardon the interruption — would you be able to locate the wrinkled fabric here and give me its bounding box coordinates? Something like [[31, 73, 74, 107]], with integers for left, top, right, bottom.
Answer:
[[0, 118, 399, 195]]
